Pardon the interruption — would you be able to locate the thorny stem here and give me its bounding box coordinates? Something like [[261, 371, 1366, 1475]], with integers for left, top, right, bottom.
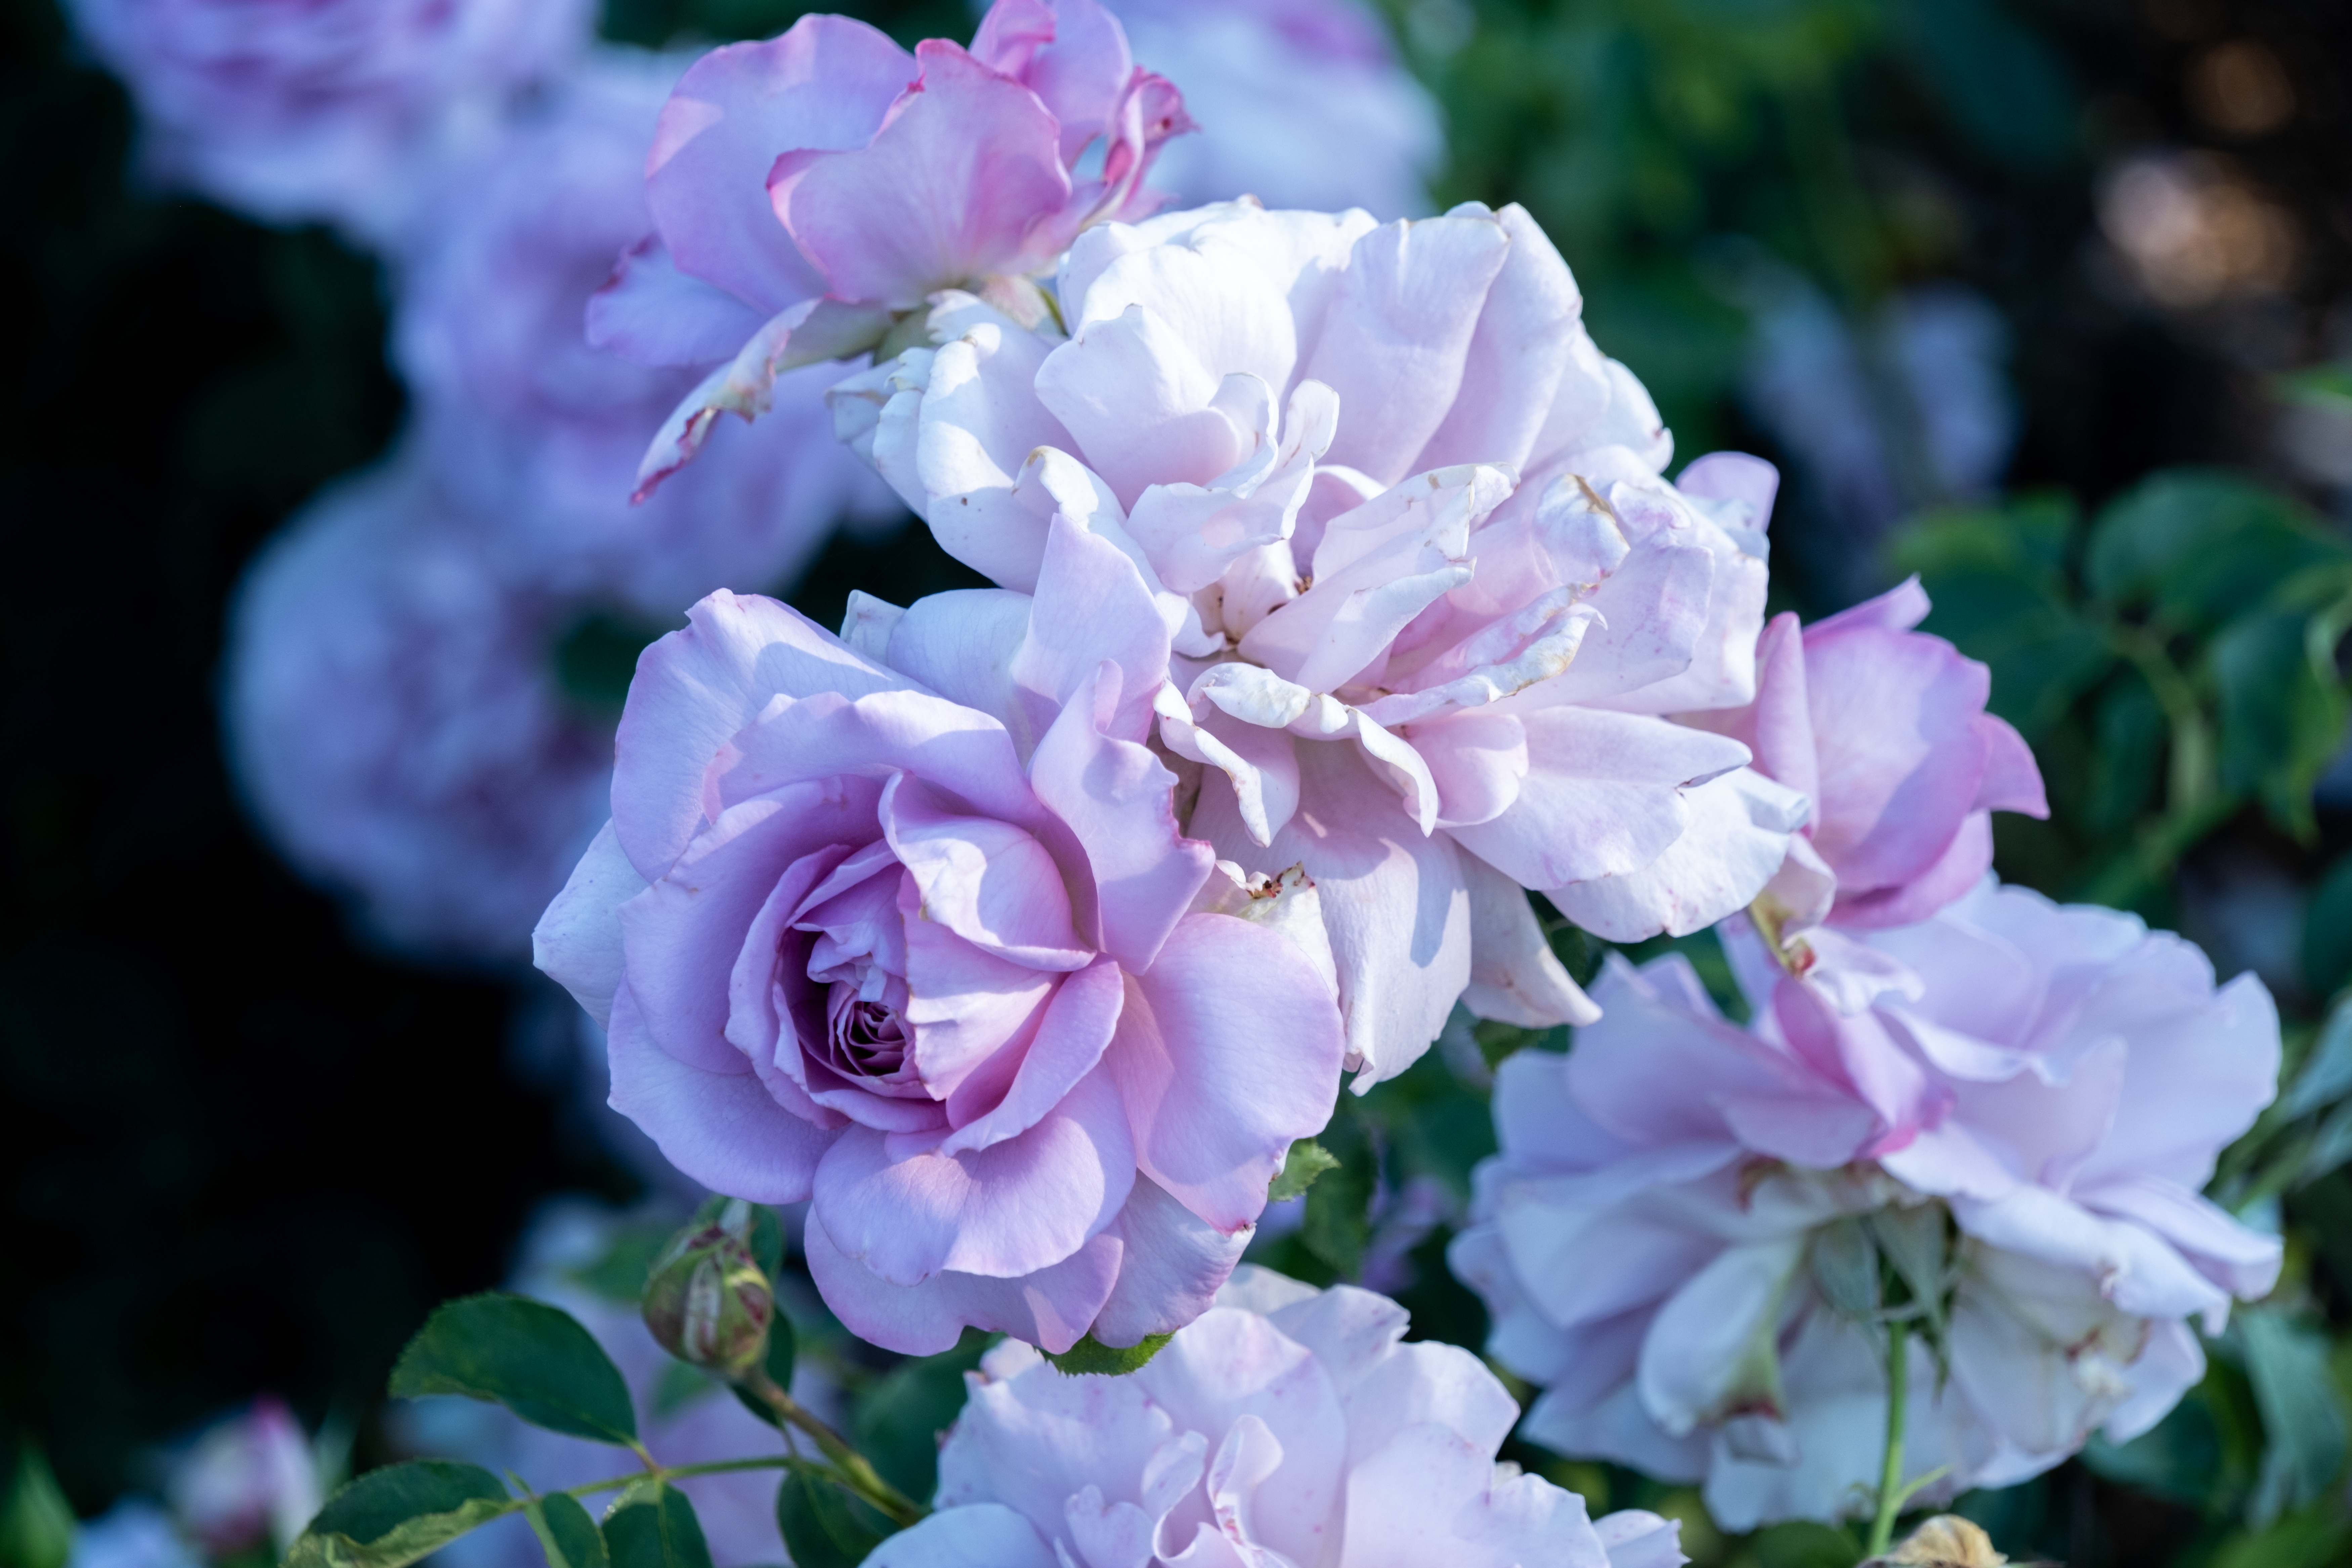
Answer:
[[738, 1367, 926, 1526], [1866, 1318, 1912, 1559]]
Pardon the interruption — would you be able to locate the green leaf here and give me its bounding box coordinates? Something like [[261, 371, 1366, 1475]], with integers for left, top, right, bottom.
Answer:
[[2304, 867, 2352, 1004], [730, 1308, 798, 1429], [1805, 1217, 1877, 1322], [2238, 1306, 2350, 1526], [390, 1293, 639, 1445], [2209, 601, 2349, 839], [1749, 1519, 1863, 1568], [604, 1485, 713, 1568], [772, 1471, 890, 1568], [1040, 1332, 1173, 1376], [1268, 1140, 1342, 1203], [285, 1461, 518, 1568], [2087, 470, 2345, 631], [852, 1330, 990, 1502], [1301, 1101, 1374, 1278], [0, 1445, 75, 1568], [2286, 998, 2352, 1119], [523, 1493, 607, 1568]]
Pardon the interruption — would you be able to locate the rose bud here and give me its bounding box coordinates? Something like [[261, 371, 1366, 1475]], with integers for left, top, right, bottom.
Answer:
[[642, 1213, 774, 1380]]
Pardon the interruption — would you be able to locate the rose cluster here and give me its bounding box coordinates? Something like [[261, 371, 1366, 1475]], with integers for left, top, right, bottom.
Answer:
[[517, 0, 2282, 1539], [84, 0, 2291, 1547]]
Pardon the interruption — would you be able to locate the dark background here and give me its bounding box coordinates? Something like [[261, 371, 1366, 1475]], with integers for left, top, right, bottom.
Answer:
[[5, 0, 2350, 1549]]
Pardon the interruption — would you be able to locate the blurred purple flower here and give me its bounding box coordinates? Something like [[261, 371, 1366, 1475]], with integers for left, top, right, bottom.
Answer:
[[224, 457, 613, 960], [65, 0, 590, 238]]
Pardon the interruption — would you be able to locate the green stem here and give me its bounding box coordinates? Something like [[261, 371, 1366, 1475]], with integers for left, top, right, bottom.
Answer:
[[1866, 1319, 1911, 1559], [739, 1369, 926, 1527], [557, 1454, 802, 1501]]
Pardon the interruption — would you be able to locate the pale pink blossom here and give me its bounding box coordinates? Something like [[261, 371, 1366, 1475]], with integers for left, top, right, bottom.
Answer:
[[534, 521, 1343, 1354], [394, 48, 896, 619], [1451, 879, 2281, 1529], [831, 200, 1803, 1080], [65, 0, 589, 238], [1684, 578, 2048, 959], [592, 0, 1189, 494], [865, 1266, 1686, 1568]]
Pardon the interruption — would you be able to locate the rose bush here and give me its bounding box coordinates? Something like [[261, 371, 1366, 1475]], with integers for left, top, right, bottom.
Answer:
[[867, 1266, 1688, 1568], [831, 199, 1803, 1079], [534, 519, 1344, 1353], [591, 0, 1190, 491], [1451, 878, 2282, 1528]]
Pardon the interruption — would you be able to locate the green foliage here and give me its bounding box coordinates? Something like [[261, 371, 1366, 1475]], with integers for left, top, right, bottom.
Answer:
[[523, 1493, 608, 1568], [1040, 1332, 1173, 1377], [1268, 1139, 1342, 1203], [2237, 1307, 2350, 1527], [389, 1294, 640, 1446], [1890, 471, 2352, 914], [284, 1462, 518, 1568], [0, 1446, 74, 1568], [603, 1484, 713, 1568], [772, 1470, 891, 1568], [849, 1330, 991, 1503]]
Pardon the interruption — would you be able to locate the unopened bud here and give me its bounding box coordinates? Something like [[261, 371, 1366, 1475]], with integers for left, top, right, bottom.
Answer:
[[643, 1205, 773, 1380]]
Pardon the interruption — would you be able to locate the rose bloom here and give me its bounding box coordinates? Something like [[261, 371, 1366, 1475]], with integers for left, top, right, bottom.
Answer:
[[868, 1266, 1686, 1568], [832, 199, 1801, 1081], [1451, 878, 2281, 1529], [534, 519, 1345, 1353], [1105, 0, 1440, 218], [394, 48, 897, 619], [1681, 577, 2048, 996], [590, 0, 1190, 491], [66, 0, 588, 238], [224, 456, 613, 961]]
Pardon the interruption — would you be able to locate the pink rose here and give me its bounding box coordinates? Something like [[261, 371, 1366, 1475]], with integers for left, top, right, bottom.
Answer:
[[66, 0, 589, 238], [831, 200, 1804, 1078], [534, 520, 1343, 1353], [1686, 577, 2048, 955], [868, 1266, 1686, 1568], [590, 0, 1190, 494], [1451, 878, 2281, 1529]]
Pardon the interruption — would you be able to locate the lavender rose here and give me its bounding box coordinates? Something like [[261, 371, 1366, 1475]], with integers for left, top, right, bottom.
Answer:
[[534, 519, 1345, 1354], [1451, 878, 2281, 1528], [868, 1266, 1686, 1568]]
